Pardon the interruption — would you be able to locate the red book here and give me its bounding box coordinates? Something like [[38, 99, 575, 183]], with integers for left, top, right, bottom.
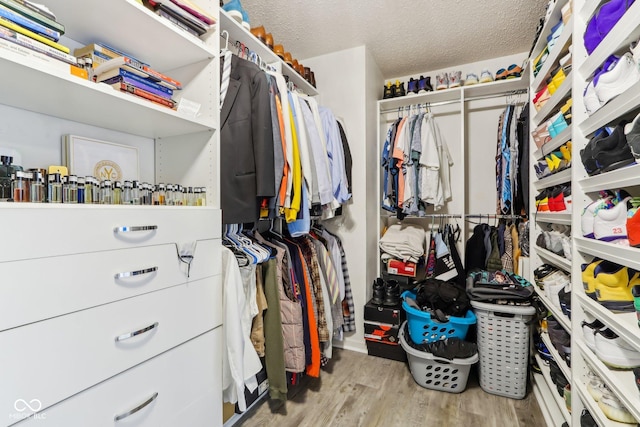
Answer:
[[95, 56, 182, 90], [117, 82, 177, 109]]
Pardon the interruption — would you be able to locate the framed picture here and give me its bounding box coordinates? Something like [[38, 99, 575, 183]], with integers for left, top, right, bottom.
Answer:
[[62, 135, 139, 181]]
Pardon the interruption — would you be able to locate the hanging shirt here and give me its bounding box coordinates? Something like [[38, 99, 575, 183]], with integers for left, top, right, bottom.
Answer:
[[320, 106, 351, 204], [299, 96, 333, 206]]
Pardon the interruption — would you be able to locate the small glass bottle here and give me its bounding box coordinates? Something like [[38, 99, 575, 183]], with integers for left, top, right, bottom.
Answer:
[[11, 170, 30, 202], [63, 175, 78, 203], [77, 177, 85, 204], [194, 187, 202, 206], [157, 183, 166, 205], [182, 186, 189, 206], [199, 187, 207, 206], [123, 180, 132, 204], [165, 184, 173, 206], [175, 185, 183, 206], [131, 180, 141, 205], [113, 181, 122, 205], [187, 186, 195, 206], [91, 177, 101, 204], [100, 180, 113, 204], [48, 173, 62, 203], [29, 170, 45, 203], [84, 177, 93, 204]]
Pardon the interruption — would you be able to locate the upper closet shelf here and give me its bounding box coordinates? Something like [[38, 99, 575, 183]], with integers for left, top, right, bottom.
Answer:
[[532, 73, 572, 127], [579, 81, 640, 136], [535, 212, 572, 225], [218, 9, 318, 96], [575, 236, 640, 274], [533, 126, 572, 160], [579, 1, 640, 80], [46, 0, 215, 71], [533, 168, 571, 189], [531, 17, 573, 93], [462, 76, 529, 98], [0, 49, 214, 138], [578, 163, 640, 192], [529, 0, 571, 66]]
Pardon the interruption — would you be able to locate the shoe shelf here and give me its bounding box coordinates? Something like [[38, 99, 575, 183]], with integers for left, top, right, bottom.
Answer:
[[578, 0, 603, 23], [541, 331, 572, 380], [378, 87, 461, 111], [537, 246, 573, 274], [462, 76, 529, 98], [536, 212, 573, 225], [0, 43, 214, 139], [578, 163, 640, 193], [535, 285, 572, 331], [576, 291, 640, 353], [529, 0, 571, 73], [532, 370, 570, 427], [534, 126, 572, 159], [534, 353, 573, 424], [533, 72, 573, 127], [578, 1, 640, 80], [218, 9, 318, 96], [577, 339, 640, 423], [579, 81, 640, 136], [534, 168, 572, 190], [575, 236, 640, 272], [574, 380, 632, 427], [531, 17, 574, 93]]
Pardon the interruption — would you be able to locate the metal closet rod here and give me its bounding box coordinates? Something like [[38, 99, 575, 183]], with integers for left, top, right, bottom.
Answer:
[[379, 89, 528, 114], [465, 214, 526, 219]]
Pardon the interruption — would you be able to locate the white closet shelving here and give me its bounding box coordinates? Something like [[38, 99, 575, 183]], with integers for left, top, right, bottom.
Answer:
[[571, 0, 640, 426], [0, 0, 223, 425], [527, 0, 573, 424]]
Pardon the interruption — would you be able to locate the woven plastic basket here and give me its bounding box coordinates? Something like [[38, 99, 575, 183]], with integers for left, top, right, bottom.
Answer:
[[471, 301, 536, 399], [402, 290, 476, 344], [399, 321, 478, 393]]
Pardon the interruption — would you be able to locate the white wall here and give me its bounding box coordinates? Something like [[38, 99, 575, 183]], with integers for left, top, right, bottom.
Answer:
[[304, 46, 380, 354]]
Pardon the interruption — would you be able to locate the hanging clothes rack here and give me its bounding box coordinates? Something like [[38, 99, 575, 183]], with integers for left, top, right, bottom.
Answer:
[[379, 89, 528, 114]]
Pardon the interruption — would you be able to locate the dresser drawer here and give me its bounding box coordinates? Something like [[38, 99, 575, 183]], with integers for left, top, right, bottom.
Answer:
[[12, 329, 222, 427], [0, 239, 221, 331], [0, 205, 221, 262], [1, 276, 222, 421]]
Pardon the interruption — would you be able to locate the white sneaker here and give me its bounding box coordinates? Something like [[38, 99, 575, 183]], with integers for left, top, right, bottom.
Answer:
[[464, 73, 479, 85], [598, 391, 638, 424], [479, 69, 494, 83], [586, 370, 607, 402], [582, 318, 605, 351], [435, 74, 449, 90], [630, 37, 640, 71], [560, 235, 572, 261], [448, 71, 462, 88], [583, 80, 602, 116], [582, 196, 613, 238], [593, 197, 630, 241], [544, 271, 570, 308], [594, 328, 640, 369], [596, 53, 640, 106]]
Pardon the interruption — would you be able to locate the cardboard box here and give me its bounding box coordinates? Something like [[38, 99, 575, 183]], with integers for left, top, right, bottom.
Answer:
[[387, 259, 417, 277], [364, 299, 405, 325], [366, 340, 407, 362], [364, 321, 400, 344]]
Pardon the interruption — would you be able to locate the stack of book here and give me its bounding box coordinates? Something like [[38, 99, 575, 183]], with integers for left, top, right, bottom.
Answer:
[[0, 0, 82, 74], [142, 0, 215, 37], [92, 54, 182, 110]]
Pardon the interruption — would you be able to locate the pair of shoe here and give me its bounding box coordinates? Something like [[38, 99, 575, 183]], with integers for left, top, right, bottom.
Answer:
[[624, 110, 640, 163], [535, 185, 572, 212], [584, 0, 636, 55], [582, 191, 631, 241], [383, 80, 407, 99], [585, 369, 637, 424], [583, 53, 640, 115], [371, 278, 400, 307], [222, 0, 250, 30], [547, 316, 571, 362], [249, 25, 273, 49], [581, 260, 638, 311], [435, 71, 462, 90], [405, 76, 434, 95], [496, 64, 522, 80], [581, 124, 636, 176], [546, 66, 568, 95], [543, 270, 571, 308], [533, 85, 551, 111]]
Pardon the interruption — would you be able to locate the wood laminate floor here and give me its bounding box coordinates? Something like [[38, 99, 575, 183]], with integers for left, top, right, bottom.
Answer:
[[234, 348, 547, 427]]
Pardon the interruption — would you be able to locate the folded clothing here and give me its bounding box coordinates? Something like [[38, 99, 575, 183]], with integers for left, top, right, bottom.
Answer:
[[379, 223, 426, 263]]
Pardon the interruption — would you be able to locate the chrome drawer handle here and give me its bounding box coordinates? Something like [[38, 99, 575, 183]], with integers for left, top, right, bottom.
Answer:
[[114, 392, 158, 422], [115, 322, 159, 342], [113, 225, 158, 233], [114, 266, 158, 279]]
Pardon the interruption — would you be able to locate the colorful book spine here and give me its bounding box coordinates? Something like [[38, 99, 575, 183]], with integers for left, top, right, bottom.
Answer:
[[117, 82, 177, 109], [157, 9, 201, 37], [0, 0, 64, 34], [0, 3, 59, 40], [169, 0, 214, 25], [0, 37, 86, 78], [95, 56, 182, 90], [0, 16, 68, 53], [0, 25, 75, 64], [102, 74, 173, 99]]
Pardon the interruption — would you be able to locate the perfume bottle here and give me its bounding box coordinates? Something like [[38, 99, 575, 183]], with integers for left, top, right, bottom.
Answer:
[[90, 177, 100, 204], [77, 176, 85, 204], [131, 180, 141, 205], [123, 180, 132, 204], [113, 181, 122, 205], [157, 183, 166, 205], [100, 180, 112, 204], [47, 173, 62, 203], [63, 175, 78, 203], [0, 156, 22, 201], [29, 170, 45, 203], [11, 170, 30, 202]]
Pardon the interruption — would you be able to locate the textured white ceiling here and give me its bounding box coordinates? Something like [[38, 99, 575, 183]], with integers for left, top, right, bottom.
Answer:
[[239, 0, 549, 79]]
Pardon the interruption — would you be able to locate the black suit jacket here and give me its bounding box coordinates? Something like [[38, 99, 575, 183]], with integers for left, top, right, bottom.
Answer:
[[220, 55, 275, 224]]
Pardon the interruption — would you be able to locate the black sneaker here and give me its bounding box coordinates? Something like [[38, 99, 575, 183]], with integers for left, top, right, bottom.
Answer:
[[371, 278, 385, 305], [383, 279, 400, 306], [394, 81, 406, 97], [417, 75, 429, 93], [581, 128, 615, 176], [407, 78, 418, 95], [382, 82, 394, 99], [594, 126, 635, 172], [559, 288, 571, 318], [580, 410, 597, 427]]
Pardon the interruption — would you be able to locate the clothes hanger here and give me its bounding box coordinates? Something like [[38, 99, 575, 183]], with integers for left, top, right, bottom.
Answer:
[[221, 30, 229, 53]]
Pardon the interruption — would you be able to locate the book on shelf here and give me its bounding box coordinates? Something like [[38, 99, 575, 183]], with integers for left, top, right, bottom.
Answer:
[[94, 56, 182, 90], [0, 16, 68, 53], [0, 3, 59, 41], [0, 36, 86, 78], [157, 8, 203, 37], [114, 81, 177, 109], [0, 0, 64, 34], [98, 73, 174, 99], [0, 25, 75, 64], [145, 0, 207, 33], [74, 42, 148, 67], [169, 0, 215, 25]]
